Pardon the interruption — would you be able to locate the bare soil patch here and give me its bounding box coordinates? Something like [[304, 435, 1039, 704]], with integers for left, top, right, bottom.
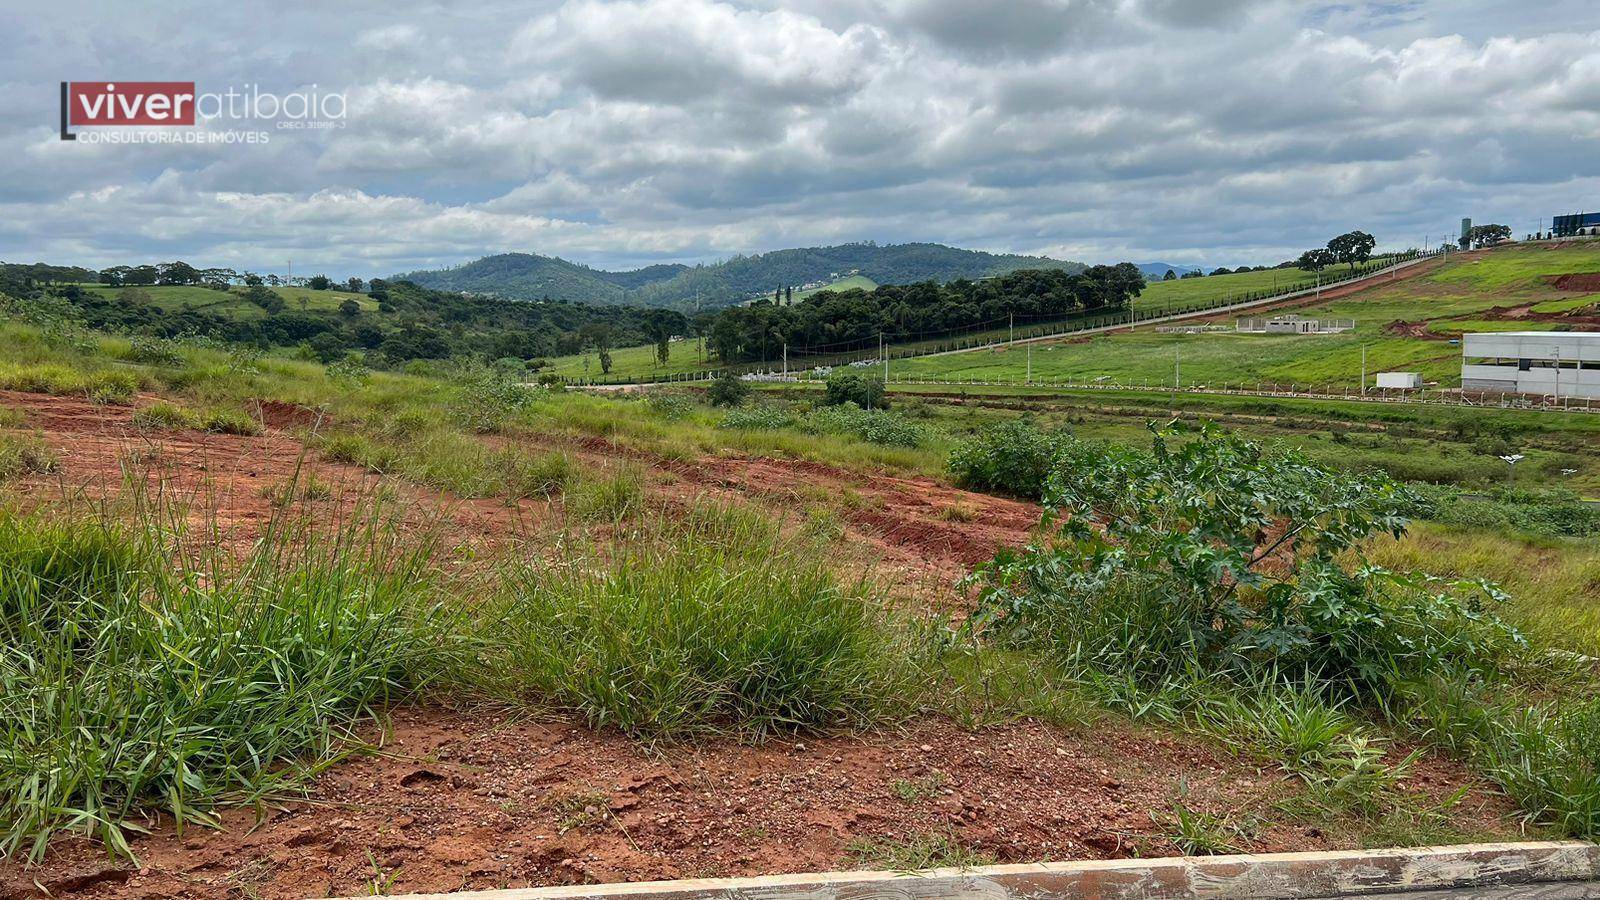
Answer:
[[1543, 272, 1600, 293], [0, 707, 1520, 900]]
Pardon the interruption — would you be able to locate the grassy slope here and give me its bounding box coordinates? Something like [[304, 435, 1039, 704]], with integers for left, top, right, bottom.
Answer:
[[77, 284, 376, 321], [542, 260, 1409, 381], [792, 274, 879, 301], [895, 244, 1600, 388], [5, 316, 1600, 853]]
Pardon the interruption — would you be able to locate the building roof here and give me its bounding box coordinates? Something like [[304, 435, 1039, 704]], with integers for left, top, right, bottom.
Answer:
[[1463, 331, 1600, 339]]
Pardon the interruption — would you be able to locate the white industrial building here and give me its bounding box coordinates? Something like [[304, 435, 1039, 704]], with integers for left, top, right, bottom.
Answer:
[[1461, 332, 1600, 399]]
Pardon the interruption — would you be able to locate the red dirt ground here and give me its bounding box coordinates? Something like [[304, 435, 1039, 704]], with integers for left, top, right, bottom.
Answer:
[[1, 708, 1521, 900], [1543, 272, 1600, 293], [0, 389, 1528, 899]]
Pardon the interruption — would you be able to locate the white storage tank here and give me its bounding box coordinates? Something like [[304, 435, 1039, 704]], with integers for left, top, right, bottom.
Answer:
[[1375, 371, 1422, 389]]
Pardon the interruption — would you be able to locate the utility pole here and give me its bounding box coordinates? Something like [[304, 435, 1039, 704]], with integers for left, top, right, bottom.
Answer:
[[1361, 347, 1367, 397], [879, 333, 887, 384], [782, 342, 787, 380], [1009, 313, 1014, 345], [1026, 343, 1032, 384]]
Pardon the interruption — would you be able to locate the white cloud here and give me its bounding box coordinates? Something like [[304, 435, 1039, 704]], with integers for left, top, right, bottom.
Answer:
[[1, 0, 1598, 274]]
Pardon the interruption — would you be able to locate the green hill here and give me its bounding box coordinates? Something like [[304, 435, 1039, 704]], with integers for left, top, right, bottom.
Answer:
[[398, 242, 1085, 310]]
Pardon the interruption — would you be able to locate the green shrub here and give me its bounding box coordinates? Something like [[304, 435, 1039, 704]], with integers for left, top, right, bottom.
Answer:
[[451, 368, 535, 433], [1412, 484, 1600, 538], [707, 372, 750, 407], [824, 370, 886, 409], [121, 336, 184, 367], [645, 394, 696, 421], [809, 403, 927, 448], [482, 503, 915, 738], [720, 405, 796, 431], [948, 420, 1063, 498], [971, 423, 1524, 697]]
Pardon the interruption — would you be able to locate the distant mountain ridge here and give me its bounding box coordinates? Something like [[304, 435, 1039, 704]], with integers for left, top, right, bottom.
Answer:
[[396, 242, 1086, 310], [1135, 262, 1201, 278]]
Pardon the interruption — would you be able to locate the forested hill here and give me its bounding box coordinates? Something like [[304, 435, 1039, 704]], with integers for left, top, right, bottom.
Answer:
[[396, 242, 1085, 310]]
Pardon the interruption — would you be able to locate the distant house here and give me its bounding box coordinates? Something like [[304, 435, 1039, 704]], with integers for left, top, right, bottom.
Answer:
[[1235, 314, 1355, 334]]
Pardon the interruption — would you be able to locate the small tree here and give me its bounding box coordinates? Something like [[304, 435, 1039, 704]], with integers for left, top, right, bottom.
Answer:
[[1163, 270, 1177, 281], [339, 298, 361, 318], [1296, 248, 1336, 272], [307, 274, 332, 291], [1328, 231, 1377, 270], [1468, 224, 1511, 249]]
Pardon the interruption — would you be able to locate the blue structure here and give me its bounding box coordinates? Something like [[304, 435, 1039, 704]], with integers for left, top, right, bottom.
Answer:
[[1552, 212, 1600, 237]]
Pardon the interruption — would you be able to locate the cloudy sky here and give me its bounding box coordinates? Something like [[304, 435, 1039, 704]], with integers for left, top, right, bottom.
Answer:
[[4, 0, 1598, 276]]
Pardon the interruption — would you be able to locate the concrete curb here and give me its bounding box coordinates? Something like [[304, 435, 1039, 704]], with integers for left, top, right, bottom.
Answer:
[[339, 841, 1600, 900]]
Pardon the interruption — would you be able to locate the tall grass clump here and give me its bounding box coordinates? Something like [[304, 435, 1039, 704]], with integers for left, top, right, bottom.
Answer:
[[482, 502, 920, 739], [0, 433, 58, 480], [0, 501, 449, 861]]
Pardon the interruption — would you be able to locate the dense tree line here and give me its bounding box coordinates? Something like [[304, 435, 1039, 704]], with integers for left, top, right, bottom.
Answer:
[[701, 264, 1145, 364], [3, 264, 685, 368]]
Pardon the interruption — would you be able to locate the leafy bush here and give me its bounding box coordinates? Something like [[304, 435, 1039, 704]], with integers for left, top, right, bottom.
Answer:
[[824, 371, 886, 409], [122, 336, 184, 367], [645, 394, 696, 421], [706, 371, 750, 407], [970, 422, 1524, 697], [451, 368, 535, 433], [1412, 484, 1600, 538], [720, 405, 796, 431], [809, 403, 927, 448], [948, 419, 1063, 498]]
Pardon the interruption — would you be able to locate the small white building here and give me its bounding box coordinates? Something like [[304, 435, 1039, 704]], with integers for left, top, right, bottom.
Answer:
[[1236, 314, 1355, 334], [1375, 372, 1421, 389], [1461, 332, 1600, 399]]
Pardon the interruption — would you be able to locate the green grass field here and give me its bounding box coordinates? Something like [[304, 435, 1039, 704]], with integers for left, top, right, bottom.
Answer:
[[546, 259, 1408, 381], [793, 273, 878, 301], [77, 283, 375, 321], [1131, 258, 1396, 312], [894, 243, 1600, 389]]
